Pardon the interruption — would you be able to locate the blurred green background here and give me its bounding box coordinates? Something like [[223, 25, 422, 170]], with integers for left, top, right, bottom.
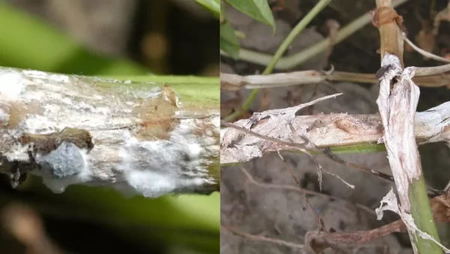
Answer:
[[0, 1, 219, 253]]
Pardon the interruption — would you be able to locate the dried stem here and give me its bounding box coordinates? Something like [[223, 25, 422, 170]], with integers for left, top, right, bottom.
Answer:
[[220, 101, 450, 164], [221, 64, 450, 90], [375, 0, 443, 252], [305, 220, 406, 252], [403, 33, 450, 63], [223, 225, 305, 249]]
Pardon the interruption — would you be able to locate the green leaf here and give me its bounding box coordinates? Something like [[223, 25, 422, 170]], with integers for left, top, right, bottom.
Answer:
[[225, 0, 275, 29], [220, 22, 240, 59], [0, 2, 148, 75], [196, 0, 220, 18]]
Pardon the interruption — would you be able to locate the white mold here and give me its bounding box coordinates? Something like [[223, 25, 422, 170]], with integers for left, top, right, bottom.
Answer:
[[117, 118, 214, 198], [33, 142, 92, 193], [0, 71, 25, 99], [0, 108, 9, 125]]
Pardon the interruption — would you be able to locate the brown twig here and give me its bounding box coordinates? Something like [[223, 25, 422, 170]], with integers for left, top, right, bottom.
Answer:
[[305, 190, 450, 252], [403, 33, 450, 63], [238, 166, 375, 215], [223, 225, 305, 249], [305, 219, 405, 253], [221, 64, 450, 90]]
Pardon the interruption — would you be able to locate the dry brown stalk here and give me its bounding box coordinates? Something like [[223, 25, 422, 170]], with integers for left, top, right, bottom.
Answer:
[[220, 64, 450, 91], [374, 0, 444, 253], [223, 225, 305, 249], [220, 100, 450, 165]]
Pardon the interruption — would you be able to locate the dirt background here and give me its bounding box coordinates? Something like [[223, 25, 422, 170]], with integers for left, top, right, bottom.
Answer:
[[221, 0, 450, 253]]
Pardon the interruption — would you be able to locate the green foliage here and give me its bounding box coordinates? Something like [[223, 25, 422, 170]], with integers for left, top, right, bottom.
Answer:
[[0, 2, 147, 75], [196, 0, 220, 18], [225, 0, 275, 29], [220, 0, 277, 58], [220, 22, 240, 59]]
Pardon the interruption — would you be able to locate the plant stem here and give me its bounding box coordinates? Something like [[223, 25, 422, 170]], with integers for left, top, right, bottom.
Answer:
[[223, 0, 408, 70], [409, 176, 442, 253], [220, 101, 450, 164], [264, 0, 332, 74], [0, 67, 219, 197], [375, 0, 443, 252], [224, 0, 332, 122]]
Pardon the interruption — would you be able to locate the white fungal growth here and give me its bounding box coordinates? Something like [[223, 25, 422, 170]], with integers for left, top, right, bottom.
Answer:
[[118, 118, 216, 198], [32, 142, 92, 193], [0, 71, 25, 99], [0, 108, 9, 126], [23, 115, 60, 134], [23, 70, 71, 84], [25, 116, 218, 197], [3, 143, 30, 162], [0, 68, 219, 197]]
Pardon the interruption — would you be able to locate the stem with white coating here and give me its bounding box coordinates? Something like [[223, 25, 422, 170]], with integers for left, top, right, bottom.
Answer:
[[0, 67, 219, 198]]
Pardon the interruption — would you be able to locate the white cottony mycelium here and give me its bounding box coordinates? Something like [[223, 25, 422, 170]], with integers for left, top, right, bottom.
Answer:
[[118, 118, 217, 198], [0, 108, 9, 125], [0, 70, 25, 100], [33, 142, 92, 193], [28, 115, 218, 196], [0, 68, 218, 197]]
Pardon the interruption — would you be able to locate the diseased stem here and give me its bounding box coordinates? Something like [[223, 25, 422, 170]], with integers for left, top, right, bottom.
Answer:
[[220, 101, 450, 164], [0, 67, 219, 198], [375, 0, 443, 252]]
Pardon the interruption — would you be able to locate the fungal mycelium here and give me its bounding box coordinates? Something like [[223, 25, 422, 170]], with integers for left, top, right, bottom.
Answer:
[[0, 68, 219, 197]]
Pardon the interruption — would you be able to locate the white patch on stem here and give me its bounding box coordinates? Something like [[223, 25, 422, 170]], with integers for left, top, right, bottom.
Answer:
[[0, 68, 218, 197], [118, 118, 215, 198], [0, 108, 9, 125], [0, 71, 25, 99], [376, 54, 449, 252], [32, 145, 92, 193], [4, 143, 30, 162]]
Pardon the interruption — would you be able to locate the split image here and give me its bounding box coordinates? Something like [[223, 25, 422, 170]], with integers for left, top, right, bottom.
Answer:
[[0, 1, 450, 254]]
